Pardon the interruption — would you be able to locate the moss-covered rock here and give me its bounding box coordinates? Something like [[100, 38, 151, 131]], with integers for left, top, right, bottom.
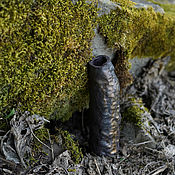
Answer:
[[60, 130, 83, 164], [1, 0, 175, 121], [121, 97, 148, 127], [121, 97, 157, 147], [0, 0, 98, 120], [98, 0, 175, 88]]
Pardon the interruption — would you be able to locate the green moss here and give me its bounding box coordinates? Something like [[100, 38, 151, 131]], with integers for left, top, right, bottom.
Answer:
[[29, 126, 50, 166], [31, 127, 49, 157], [99, 0, 175, 88], [122, 97, 149, 127], [112, 0, 136, 7], [0, 119, 9, 132], [0, 0, 98, 120], [146, 0, 175, 71], [60, 130, 83, 164], [0, 108, 15, 132], [1, 0, 175, 119], [158, 4, 175, 16]]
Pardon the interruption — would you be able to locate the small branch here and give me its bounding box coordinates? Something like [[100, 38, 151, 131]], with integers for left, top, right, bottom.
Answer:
[[26, 120, 52, 151], [143, 161, 162, 172], [59, 164, 70, 175], [0, 156, 16, 167], [133, 140, 153, 146], [103, 157, 113, 175], [118, 154, 130, 164], [148, 165, 167, 175], [94, 158, 101, 175], [47, 129, 54, 161], [145, 147, 162, 154]]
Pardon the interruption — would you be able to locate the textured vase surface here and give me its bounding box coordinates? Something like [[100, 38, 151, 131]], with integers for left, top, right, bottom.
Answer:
[[88, 55, 121, 156]]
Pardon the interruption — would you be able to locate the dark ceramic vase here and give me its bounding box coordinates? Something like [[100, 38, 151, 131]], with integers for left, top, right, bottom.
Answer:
[[88, 55, 121, 157]]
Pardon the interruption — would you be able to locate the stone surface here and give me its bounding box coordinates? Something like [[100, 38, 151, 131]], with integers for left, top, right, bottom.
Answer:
[[132, 0, 165, 13], [91, 0, 164, 77], [97, 0, 121, 16], [91, 27, 117, 59], [129, 57, 151, 77], [91, 0, 120, 59]]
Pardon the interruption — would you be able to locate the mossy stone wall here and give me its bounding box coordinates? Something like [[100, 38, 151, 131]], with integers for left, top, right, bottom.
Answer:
[[0, 0, 97, 120], [1, 0, 175, 121]]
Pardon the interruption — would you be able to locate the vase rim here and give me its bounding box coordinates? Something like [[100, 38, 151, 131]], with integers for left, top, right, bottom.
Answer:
[[90, 55, 110, 68]]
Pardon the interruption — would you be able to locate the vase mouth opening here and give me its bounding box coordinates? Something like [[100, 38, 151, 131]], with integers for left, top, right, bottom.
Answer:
[[93, 55, 108, 67]]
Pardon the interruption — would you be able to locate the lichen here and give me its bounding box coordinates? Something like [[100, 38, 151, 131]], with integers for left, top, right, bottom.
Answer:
[[166, 52, 175, 71]]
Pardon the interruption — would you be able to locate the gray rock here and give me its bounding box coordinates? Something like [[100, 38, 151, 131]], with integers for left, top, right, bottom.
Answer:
[[97, 0, 121, 16], [91, 26, 117, 59], [129, 57, 151, 77], [91, 0, 121, 59], [132, 0, 165, 13]]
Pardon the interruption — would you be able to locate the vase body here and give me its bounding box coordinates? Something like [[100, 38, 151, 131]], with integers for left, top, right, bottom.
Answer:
[[88, 55, 121, 156]]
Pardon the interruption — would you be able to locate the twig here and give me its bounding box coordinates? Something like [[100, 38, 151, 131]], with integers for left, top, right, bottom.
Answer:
[[133, 140, 153, 146], [2, 168, 13, 174], [26, 120, 52, 151], [145, 147, 162, 154], [59, 164, 70, 175], [32, 129, 52, 150], [47, 129, 54, 161], [94, 158, 101, 175], [103, 157, 113, 175], [0, 156, 16, 167], [143, 161, 162, 172], [118, 154, 130, 164], [148, 165, 167, 175], [25, 164, 48, 174]]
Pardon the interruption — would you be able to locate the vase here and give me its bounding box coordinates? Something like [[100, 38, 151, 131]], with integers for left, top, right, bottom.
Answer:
[[88, 55, 121, 156]]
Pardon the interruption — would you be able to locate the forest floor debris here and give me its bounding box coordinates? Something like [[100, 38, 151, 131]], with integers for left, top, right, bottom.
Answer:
[[0, 57, 175, 174]]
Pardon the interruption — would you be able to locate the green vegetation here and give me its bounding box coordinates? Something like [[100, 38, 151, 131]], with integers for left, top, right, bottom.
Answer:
[[0, 0, 98, 120], [1, 0, 175, 120], [146, 0, 175, 71], [60, 130, 83, 164], [28, 126, 50, 166], [33, 127, 50, 152], [32, 127, 83, 164], [99, 0, 175, 88], [122, 97, 149, 127]]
